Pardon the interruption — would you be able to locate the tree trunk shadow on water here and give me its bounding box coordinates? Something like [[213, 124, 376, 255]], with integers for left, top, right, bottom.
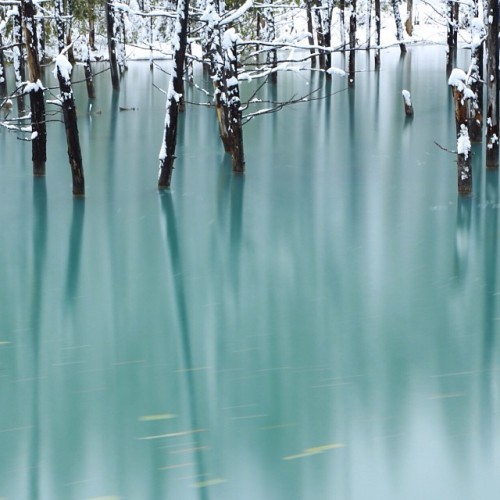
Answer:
[[29, 178, 47, 500], [480, 169, 498, 458], [159, 193, 210, 499]]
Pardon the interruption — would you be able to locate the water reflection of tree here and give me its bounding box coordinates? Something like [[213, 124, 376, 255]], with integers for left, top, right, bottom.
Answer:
[[30, 179, 47, 500], [160, 193, 210, 500]]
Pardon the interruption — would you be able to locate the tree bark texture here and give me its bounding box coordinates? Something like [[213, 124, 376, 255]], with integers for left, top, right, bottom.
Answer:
[[13, 8, 26, 114], [105, 0, 120, 91], [391, 0, 406, 54], [447, 0, 457, 69], [158, 0, 190, 188], [450, 75, 472, 195], [56, 57, 85, 196], [306, 0, 317, 67], [83, 45, 96, 99], [348, 0, 356, 86], [0, 34, 7, 98], [405, 0, 413, 35], [22, 0, 47, 177], [375, 0, 381, 66], [55, 0, 65, 53], [263, 0, 277, 83], [486, 0, 499, 167]]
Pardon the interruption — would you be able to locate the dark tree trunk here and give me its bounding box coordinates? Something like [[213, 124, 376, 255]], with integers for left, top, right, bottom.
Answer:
[[470, 39, 483, 142], [66, 0, 75, 64], [224, 39, 245, 173], [314, 0, 325, 69], [447, 0, 457, 69], [158, 0, 190, 188], [0, 34, 7, 98], [36, 14, 46, 63], [89, 18, 96, 50], [375, 0, 381, 66], [105, 0, 120, 91], [13, 8, 26, 114], [56, 56, 85, 196], [486, 0, 499, 167], [22, 0, 47, 177], [83, 46, 96, 99], [263, 0, 277, 83], [450, 79, 472, 194], [348, 0, 356, 86], [55, 0, 65, 53]]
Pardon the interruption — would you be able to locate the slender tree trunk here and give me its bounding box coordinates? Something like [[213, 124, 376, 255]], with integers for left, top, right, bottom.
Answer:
[[89, 18, 96, 49], [158, 0, 190, 188], [0, 34, 7, 98], [365, 0, 372, 48], [224, 34, 245, 172], [263, 0, 277, 82], [392, 0, 407, 54], [306, 0, 317, 67], [314, 0, 325, 69], [405, 0, 413, 35], [13, 8, 26, 114], [348, 0, 356, 86], [469, 18, 484, 142], [375, 0, 381, 66], [82, 44, 96, 99], [56, 55, 85, 195], [486, 0, 499, 167], [449, 70, 472, 194], [21, 0, 47, 177], [55, 0, 65, 53], [66, 0, 75, 64], [105, 0, 120, 91], [36, 13, 46, 63], [447, 0, 457, 68]]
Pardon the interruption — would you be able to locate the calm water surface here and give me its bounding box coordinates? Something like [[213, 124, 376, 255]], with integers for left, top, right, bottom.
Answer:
[[1, 47, 499, 499]]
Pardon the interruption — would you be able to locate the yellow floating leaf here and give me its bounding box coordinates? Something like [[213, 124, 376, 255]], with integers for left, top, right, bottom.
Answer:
[[139, 414, 177, 422], [192, 478, 227, 488], [283, 451, 319, 460], [305, 443, 345, 453]]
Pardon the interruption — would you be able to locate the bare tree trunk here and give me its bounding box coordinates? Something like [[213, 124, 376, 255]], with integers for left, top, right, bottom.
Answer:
[[13, 8, 26, 114], [0, 34, 7, 98], [22, 0, 47, 177], [405, 0, 413, 35], [392, 0, 406, 54], [375, 0, 380, 66], [447, 0, 457, 69], [365, 0, 372, 48], [348, 0, 356, 86], [105, 0, 120, 91], [306, 0, 317, 67], [55, 0, 65, 53], [224, 34, 245, 172], [449, 70, 472, 194], [82, 44, 96, 99], [486, 0, 499, 167], [89, 18, 96, 50], [158, 0, 190, 188], [263, 0, 277, 82], [36, 13, 46, 63], [469, 18, 484, 142], [314, 0, 325, 69], [56, 55, 85, 195]]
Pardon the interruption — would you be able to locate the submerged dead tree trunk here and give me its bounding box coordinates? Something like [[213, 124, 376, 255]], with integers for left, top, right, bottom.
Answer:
[[157, 0, 190, 188], [54, 0, 65, 53], [105, 0, 120, 91], [306, 0, 317, 67], [22, 0, 46, 176], [263, 0, 277, 82], [82, 44, 96, 99], [374, 0, 381, 66], [222, 29, 245, 172], [447, 0, 458, 69], [55, 55, 85, 195], [0, 33, 7, 97], [348, 0, 356, 86], [391, 0, 406, 54], [469, 17, 484, 142], [486, 0, 499, 167], [13, 8, 26, 114], [449, 69, 472, 194]]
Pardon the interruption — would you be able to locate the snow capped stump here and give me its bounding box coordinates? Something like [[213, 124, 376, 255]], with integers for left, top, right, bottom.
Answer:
[[402, 89, 413, 116], [448, 68, 473, 195]]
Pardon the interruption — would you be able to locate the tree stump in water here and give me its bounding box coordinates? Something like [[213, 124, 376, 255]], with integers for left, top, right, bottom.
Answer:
[[449, 69, 473, 195], [402, 89, 413, 116]]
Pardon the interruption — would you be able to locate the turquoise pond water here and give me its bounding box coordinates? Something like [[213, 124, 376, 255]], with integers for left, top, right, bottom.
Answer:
[[0, 46, 499, 499]]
